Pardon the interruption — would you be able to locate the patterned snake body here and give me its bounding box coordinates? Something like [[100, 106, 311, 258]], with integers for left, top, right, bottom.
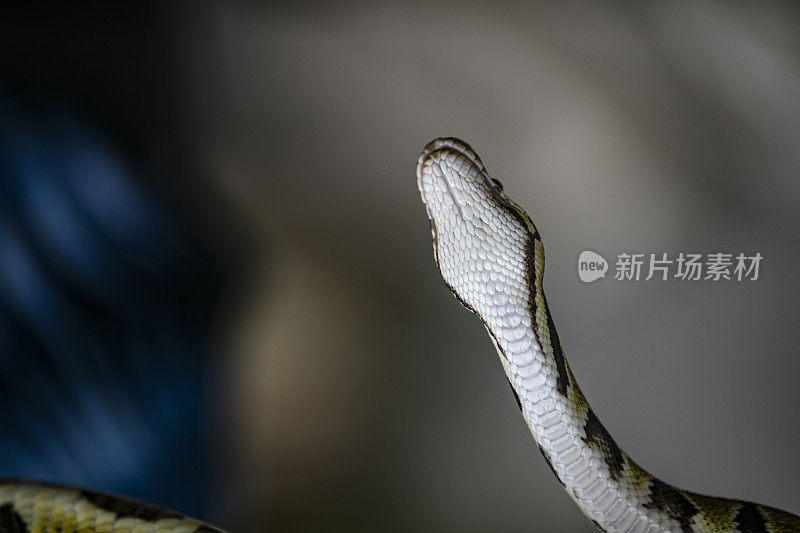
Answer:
[[416, 137, 800, 533], [0, 481, 225, 531]]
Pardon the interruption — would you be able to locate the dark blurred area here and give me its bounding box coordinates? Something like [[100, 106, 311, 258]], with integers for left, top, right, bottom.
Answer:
[[0, 2, 229, 524], [1, 2, 800, 532]]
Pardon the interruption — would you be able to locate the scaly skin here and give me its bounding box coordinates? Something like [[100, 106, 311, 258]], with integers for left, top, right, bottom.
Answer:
[[0, 481, 225, 532], [416, 137, 800, 533]]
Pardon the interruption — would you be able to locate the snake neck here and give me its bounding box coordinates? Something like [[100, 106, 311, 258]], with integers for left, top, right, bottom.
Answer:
[[491, 232, 800, 533], [485, 235, 666, 532]]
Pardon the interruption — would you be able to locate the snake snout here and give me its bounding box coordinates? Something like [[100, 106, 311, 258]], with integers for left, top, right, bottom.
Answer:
[[417, 138, 533, 321], [416, 137, 499, 225]]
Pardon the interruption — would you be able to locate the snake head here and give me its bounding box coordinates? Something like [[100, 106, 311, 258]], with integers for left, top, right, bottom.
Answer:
[[416, 137, 539, 321]]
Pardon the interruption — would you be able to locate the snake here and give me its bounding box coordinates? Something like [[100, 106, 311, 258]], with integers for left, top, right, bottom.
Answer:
[[0, 138, 796, 533], [416, 137, 800, 533], [0, 481, 225, 532]]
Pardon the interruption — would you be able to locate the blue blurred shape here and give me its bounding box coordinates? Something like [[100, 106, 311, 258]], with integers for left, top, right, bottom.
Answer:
[[0, 89, 224, 521]]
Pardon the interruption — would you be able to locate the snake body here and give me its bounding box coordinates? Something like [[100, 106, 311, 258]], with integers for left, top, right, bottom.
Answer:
[[416, 137, 800, 533], [0, 481, 225, 532]]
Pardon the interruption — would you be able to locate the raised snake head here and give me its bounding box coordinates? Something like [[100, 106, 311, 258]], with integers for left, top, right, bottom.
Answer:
[[416, 137, 540, 322]]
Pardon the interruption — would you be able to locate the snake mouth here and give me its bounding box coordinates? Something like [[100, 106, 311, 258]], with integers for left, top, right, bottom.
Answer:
[[416, 137, 505, 222], [416, 137, 486, 176]]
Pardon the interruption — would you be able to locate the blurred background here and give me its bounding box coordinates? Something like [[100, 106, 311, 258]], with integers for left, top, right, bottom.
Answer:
[[1, 2, 799, 531]]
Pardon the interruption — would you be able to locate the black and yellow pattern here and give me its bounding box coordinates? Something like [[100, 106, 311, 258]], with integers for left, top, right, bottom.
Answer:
[[521, 179, 800, 533], [417, 137, 800, 533], [0, 481, 225, 532]]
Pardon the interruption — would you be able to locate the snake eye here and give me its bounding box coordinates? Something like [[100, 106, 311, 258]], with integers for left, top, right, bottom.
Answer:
[[491, 178, 504, 192]]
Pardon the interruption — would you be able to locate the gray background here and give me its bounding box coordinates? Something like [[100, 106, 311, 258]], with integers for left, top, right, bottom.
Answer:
[[169, 2, 800, 530]]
